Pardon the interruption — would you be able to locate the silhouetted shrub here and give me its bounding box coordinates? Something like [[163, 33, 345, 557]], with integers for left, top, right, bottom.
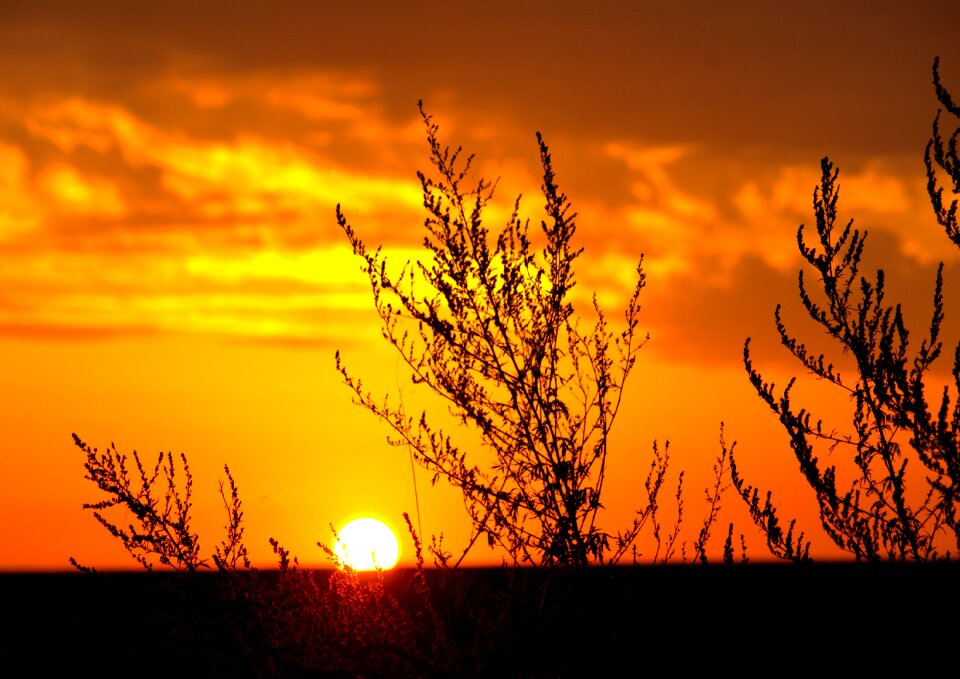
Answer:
[[735, 58, 960, 560], [68, 101, 753, 674], [70, 433, 248, 573], [336, 103, 710, 567]]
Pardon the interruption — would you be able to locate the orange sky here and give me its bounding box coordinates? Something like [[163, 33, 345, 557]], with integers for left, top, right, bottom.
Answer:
[[1, 2, 959, 570]]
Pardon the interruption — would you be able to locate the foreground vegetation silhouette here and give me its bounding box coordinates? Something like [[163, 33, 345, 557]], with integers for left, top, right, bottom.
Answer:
[[66, 101, 743, 676], [62, 59, 960, 676], [335, 102, 716, 567], [70, 434, 457, 673], [734, 58, 960, 561]]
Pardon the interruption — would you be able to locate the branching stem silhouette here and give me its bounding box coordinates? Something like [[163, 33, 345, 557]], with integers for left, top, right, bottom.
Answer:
[[735, 58, 960, 561], [336, 103, 664, 567]]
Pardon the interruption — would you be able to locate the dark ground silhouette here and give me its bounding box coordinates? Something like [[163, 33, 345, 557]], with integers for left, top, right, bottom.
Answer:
[[2, 564, 956, 675]]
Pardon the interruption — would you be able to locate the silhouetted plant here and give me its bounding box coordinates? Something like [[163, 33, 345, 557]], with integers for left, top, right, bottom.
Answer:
[[928, 56, 960, 248], [66, 97, 763, 674], [730, 450, 810, 562], [72, 433, 456, 674], [256, 534, 444, 676], [736, 59, 960, 561], [691, 424, 735, 564], [70, 433, 248, 573], [336, 102, 684, 567]]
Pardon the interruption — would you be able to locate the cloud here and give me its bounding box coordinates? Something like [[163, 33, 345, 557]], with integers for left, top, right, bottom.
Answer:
[[0, 75, 462, 342], [25, 97, 423, 225], [735, 162, 910, 221], [641, 230, 960, 373], [604, 151, 949, 288], [0, 143, 40, 241], [263, 73, 379, 122], [590, 141, 719, 279], [2, 63, 956, 353], [37, 164, 126, 219], [0, 239, 440, 345], [24, 98, 121, 154], [731, 157, 955, 268], [555, 142, 960, 376]]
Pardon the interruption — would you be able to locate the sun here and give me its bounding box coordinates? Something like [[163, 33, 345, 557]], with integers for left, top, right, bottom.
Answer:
[[333, 517, 400, 571]]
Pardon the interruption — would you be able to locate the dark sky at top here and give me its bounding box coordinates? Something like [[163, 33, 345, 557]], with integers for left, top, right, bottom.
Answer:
[[1, 1, 957, 154]]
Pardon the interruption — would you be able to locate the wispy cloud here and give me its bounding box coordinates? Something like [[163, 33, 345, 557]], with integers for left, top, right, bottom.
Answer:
[[0, 142, 40, 241], [25, 97, 423, 229], [0, 65, 954, 356], [37, 164, 127, 219], [0, 75, 436, 342]]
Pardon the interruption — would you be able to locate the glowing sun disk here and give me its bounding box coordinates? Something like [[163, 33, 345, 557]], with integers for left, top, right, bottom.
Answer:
[[333, 517, 400, 571]]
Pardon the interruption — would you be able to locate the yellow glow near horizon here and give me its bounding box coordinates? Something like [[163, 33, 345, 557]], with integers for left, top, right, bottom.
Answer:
[[333, 518, 400, 571]]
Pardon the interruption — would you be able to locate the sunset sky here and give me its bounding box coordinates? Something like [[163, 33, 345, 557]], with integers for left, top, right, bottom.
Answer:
[[2, 2, 959, 570]]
